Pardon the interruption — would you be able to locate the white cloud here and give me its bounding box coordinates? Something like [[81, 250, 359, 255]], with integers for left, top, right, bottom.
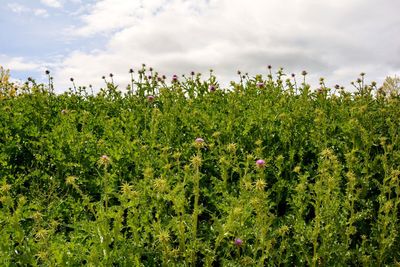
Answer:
[[33, 0, 400, 91], [7, 3, 29, 14], [34, 8, 49, 17], [0, 55, 43, 71], [40, 0, 62, 8], [7, 3, 50, 17]]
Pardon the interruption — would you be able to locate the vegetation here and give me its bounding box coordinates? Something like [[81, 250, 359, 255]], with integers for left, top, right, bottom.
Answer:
[[1, 65, 400, 266]]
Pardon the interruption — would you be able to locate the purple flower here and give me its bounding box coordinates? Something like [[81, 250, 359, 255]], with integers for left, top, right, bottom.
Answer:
[[256, 82, 264, 88], [195, 138, 204, 143], [172, 75, 178, 82], [256, 159, 266, 168], [147, 95, 155, 102], [209, 85, 216, 92], [234, 238, 243, 247]]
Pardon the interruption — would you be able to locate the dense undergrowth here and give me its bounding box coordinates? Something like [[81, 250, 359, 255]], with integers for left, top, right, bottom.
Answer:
[[1, 67, 400, 266]]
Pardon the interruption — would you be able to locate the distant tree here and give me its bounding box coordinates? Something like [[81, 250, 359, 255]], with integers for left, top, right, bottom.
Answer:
[[0, 65, 11, 88], [378, 75, 400, 98]]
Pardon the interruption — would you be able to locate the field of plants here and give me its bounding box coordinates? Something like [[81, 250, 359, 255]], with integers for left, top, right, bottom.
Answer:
[[0, 66, 400, 266]]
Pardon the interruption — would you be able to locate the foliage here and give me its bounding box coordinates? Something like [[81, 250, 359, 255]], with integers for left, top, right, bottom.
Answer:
[[1, 67, 400, 266]]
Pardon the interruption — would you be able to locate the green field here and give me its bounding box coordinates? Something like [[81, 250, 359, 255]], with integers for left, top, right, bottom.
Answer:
[[1, 67, 400, 266]]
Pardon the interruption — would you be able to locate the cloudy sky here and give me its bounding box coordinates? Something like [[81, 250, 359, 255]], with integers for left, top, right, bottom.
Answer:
[[1, 0, 399, 92]]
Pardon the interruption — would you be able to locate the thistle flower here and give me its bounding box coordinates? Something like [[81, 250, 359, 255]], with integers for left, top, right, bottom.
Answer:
[[191, 71, 195, 76], [195, 138, 204, 144], [172, 74, 178, 82], [147, 95, 155, 102], [98, 154, 111, 167], [301, 70, 308, 76], [209, 85, 216, 92], [234, 238, 243, 247], [256, 159, 266, 168], [256, 82, 264, 88]]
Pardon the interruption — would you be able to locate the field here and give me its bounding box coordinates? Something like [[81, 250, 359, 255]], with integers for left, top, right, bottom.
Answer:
[[1, 67, 400, 266]]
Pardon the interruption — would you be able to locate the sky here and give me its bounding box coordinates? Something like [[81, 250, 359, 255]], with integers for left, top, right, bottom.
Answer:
[[1, 0, 399, 93]]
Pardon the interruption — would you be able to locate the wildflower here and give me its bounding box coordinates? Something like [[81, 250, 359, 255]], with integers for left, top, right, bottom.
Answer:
[[301, 70, 308, 76], [147, 95, 155, 102], [191, 71, 195, 76], [195, 138, 204, 144], [109, 73, 114, 78], [98, 154, 111, 167], [149, 67, 153, 71], [267, 65, 272, 69], [70, 77, 74, 82], [256, 159, 266, 168], [45, 70, 50, 75], [172, 75, 178, 82], [129, 68, 134, 73], [234, 238, 243, 247], [209, 85, 216, 92], [256, 82, 264, 88], [291, 73, 296, 78]]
